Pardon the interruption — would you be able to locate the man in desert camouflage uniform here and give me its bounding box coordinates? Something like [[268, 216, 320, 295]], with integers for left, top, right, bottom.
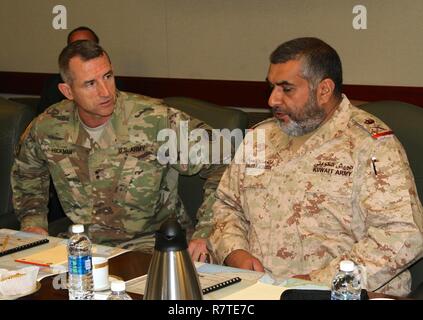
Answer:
[[208, 37, 423, 296], [11, 40, 224, 255]]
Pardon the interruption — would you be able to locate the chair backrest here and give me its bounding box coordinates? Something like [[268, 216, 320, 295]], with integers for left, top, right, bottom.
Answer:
[[0, 97, 37, 228], [163, 96, 249, 222], [359, 100, 423, 292]]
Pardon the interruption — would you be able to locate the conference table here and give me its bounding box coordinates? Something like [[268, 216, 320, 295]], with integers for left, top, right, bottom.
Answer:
[[22, 250, 150, 300], [20, 250, 402, 300]]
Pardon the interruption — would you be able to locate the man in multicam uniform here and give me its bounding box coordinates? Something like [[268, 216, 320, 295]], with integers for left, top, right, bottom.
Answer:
[[11, 40, 224, 256], [208, 37, 423, 296]]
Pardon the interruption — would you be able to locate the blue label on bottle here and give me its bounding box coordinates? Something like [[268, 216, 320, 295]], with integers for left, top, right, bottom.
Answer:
[[68, 256, 92, 275]]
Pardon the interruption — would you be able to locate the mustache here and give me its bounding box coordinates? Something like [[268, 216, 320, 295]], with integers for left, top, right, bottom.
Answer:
[[272, 106, 296, 121], [272, 106, 290, 116], [272, 104, 325, 123]]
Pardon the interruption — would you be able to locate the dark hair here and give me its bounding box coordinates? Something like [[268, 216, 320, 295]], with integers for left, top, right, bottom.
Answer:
[[58, 40, 109, 83], [270, 37, 343, 98], [67, 26, 99, 44]]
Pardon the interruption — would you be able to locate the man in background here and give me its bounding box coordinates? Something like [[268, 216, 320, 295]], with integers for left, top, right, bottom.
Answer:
[[37, 26, 100, 114]]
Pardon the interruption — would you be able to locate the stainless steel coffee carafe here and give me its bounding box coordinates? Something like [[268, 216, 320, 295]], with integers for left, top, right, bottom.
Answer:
[[144, 218, 203, 300]]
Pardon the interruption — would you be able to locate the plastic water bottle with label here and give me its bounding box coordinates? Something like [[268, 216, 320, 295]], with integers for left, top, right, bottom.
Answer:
[[67, 224, 94, 300], [107, 280, 133, 300], [330, 260, 362, 300]]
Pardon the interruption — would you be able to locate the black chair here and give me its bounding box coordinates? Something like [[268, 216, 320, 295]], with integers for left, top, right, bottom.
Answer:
[[0, 97, 37, 229], [163, 97, 249, 222]]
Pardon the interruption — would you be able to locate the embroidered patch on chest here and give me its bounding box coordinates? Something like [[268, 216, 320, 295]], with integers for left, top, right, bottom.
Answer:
[[312, 161, 353, 177], [118, 145, 146, 154], [245, 159, 276, 170], [245, 159, 278, 176], [49, 147, 74, 155]]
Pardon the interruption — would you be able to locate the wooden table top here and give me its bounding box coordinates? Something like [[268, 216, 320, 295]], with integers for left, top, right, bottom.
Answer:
[[20, 250, 404, 300], [21, 250, 152, 300]]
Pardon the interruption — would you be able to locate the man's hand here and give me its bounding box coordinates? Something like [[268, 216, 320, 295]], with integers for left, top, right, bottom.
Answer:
[[224, 249, 265, 272], [188, 238, 210, 262], [23, 227, 48, 236]]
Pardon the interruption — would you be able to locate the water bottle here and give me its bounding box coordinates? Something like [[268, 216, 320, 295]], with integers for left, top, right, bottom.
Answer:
[[331, 260, 361, 300], [67, 224, 94, 300], [107, 280, 133, 300]]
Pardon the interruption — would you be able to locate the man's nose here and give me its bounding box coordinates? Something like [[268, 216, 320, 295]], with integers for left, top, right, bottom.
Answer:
[[268, 87, 282, 108], [97, 80, 110, 97]]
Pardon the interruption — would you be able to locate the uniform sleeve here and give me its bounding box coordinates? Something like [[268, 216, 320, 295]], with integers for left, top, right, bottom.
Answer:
[[11, 120, 50, 230], [190, 164, 227, 239], [161, 107, 229, 239], [207, 146, 251, 264], [309, 136, 423, 292]]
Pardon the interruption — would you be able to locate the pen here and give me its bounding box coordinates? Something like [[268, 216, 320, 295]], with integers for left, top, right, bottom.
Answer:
[[1, 235, 9, 252], [371, 157, 378, 176]]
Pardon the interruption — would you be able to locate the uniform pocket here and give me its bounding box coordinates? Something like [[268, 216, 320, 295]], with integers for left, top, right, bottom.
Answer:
[[49, 150, 89, 214], [302, 173, 354, 235], [115, 154, 164, 215], [241, 169, 272, 224]]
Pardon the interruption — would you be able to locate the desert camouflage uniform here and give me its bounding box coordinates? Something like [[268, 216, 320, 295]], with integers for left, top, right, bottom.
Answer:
[[208, 95, 423, 296], [11, 91, 225, 251]]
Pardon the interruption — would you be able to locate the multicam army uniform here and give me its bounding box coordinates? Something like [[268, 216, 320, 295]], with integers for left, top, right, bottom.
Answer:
[[208, 95, 423, 296], [11, 91, 224, 251]]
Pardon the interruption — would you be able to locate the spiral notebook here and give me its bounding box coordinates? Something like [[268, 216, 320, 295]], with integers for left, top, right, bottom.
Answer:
[[125, 273, 243, 298], [202, 276, 242, 295], [0, 232, 49, 257]]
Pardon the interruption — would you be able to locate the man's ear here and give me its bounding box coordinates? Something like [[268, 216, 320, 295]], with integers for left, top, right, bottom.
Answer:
[[317, 78, 335, 105], [58, 82, 74, 100]]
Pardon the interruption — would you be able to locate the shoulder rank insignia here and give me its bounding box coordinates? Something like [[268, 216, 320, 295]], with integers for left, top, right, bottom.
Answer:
[[353, 113, 395, 139], [363, 118, 394, 139]]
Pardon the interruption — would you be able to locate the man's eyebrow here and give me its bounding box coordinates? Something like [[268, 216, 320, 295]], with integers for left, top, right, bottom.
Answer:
[[266, 78, 294, 86], [275, 80, 294, 86], [82, 70, 113, 85]]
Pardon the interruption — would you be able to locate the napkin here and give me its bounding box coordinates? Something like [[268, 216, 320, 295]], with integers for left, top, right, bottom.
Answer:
[[0, 266, 39, 297]]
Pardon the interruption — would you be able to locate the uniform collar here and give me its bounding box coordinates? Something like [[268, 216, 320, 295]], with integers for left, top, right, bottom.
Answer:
[[66, 91, 132, 148]]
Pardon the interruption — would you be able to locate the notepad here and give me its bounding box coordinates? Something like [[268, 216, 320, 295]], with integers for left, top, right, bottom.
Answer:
[[0, 233, 49, 257], [15, 244, 68, 267], [223, 282, 287, 300]]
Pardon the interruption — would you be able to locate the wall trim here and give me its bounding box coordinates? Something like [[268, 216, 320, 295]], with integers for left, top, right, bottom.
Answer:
[[1, 71, 422, 108]]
